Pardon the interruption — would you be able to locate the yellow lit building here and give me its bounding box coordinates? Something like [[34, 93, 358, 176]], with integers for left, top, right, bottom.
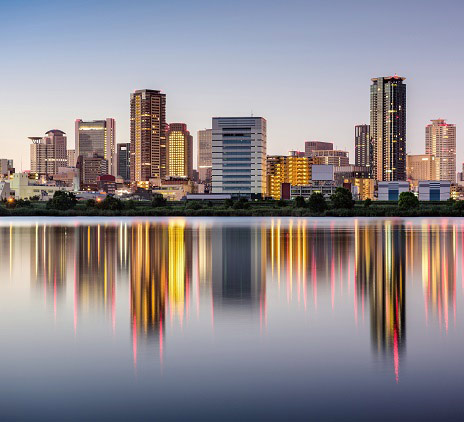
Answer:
[[406, 154, 438, 186], [350, 178, 375, 200], [266, 155, 312, 199], [166, 123, 193, 180]]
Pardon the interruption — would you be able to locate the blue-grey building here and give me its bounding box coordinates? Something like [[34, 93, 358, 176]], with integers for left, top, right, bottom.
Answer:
[[211, 117, 266, 198]]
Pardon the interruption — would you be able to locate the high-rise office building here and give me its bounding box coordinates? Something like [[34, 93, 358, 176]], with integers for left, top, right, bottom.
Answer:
[[0, 159, 14, 176], [29, 129, 67, 176], [425, 119, 456, 182], [77, 153, 108, 187], [312, 150, 349, 166], [117, 143, 131, 182], [212, 117, 266, 198], [75, 119, 116, 175], [266, 155, 312, 199], [305, 140, 333, 157], [406, 154, 438, 185], [370, 75, 406, 181], [198, 129, 212, 183], [166, 123, 193, 179], [67, 149, 76, 167], [355, 124, 371, 170], [130, 89, 166, 183]]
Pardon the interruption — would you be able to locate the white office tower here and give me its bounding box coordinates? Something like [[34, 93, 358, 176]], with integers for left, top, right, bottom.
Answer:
[[212, 117, 266, 198]]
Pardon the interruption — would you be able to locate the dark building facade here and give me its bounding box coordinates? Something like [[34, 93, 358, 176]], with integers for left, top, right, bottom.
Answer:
[[355, 124, 371, 171], [117, 142, 131, 182], [370, 76, 406, 181], [130, 89, 167, 183]]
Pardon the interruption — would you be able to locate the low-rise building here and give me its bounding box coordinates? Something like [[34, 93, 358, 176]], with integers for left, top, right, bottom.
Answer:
[[378, 181, 409, 201], [418, 181, 450, 201], [9, 173, 67, 200], [290, 182, 337, 199]]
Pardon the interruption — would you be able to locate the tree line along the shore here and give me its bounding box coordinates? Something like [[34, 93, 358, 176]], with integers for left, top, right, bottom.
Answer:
[[1, 188, 464, 217]]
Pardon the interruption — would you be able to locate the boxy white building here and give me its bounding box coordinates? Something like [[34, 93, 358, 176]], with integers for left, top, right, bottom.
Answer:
[[418, 181, 450, 201], [378, 181, 409, 201]]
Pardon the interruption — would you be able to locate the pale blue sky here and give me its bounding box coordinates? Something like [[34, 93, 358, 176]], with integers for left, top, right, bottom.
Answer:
[[1, 0, 463, 170]]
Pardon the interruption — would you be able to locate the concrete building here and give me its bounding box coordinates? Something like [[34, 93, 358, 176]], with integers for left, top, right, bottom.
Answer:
[[425, 119, 456, 182], [75, 119, 116, 175], [312, 150, 349, 167], [266, 155, 312, 199], [355, 124, 371, 170], [304, 140, 333, 157], [290, 164, 336, 198], [0, 159, 14, 176], [77, 154, 108, 187], [349, 178, 375, 200], [130, 89, 166, 183], [67, 149, 76, 167], [370, 76, 407, 181], [9, 173, 66, 200], [212, 117, 266, 198], [406, 154, 437, 185], [378, 181, 409, 201], [0, 181, 11, 200], [117, 143, 131, 182], [418, 181, 450, 201], [52, 167, 80, 190], [334, 165, 370, 186], [166, 123, 193, 179], [198, 129, 212, 183], [29, 130, 67, 176]]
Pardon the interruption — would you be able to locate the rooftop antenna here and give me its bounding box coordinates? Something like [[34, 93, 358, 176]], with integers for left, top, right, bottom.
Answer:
[[251, 110, 254, 117]]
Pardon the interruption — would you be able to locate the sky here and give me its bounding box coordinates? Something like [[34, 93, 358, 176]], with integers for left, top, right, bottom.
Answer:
[[1, 0, 464, 170]]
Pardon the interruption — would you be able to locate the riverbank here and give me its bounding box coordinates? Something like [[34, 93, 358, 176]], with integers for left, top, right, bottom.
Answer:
[[1, 200, 463, 217]]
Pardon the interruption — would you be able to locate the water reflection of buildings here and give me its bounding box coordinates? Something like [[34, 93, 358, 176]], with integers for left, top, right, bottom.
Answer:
[[212, 227, 266, 313], [418, 223, 456, 331], [76, 225, 117, 317], [30, 225, 68, 314]]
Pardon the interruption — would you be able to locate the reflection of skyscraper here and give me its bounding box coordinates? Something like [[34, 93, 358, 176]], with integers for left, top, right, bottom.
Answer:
[[357, 222, 406, 382], [30, 226, 68, 307], [75, 225, 117, 314], [212, 226, 265, 311], [420, 224, 456, 330]]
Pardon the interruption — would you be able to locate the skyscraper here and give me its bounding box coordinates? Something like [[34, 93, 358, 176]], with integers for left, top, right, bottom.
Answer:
[[304, 140, 333, 157], [212, 117, 266, 198], [75, 119, 116, 175], [355, 124, 371, 170], [130, 89, 166, 184], [117, 143, 131, 182], [29, 129, 67, 176], [425, 119, 456, 182], [166, 123, 193, 179], [370, 75, 406, 181], [198, 129, 212, 183], [67, 149, 76, 167]]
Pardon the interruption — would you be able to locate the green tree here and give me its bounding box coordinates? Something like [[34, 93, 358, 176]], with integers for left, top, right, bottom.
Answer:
[[46, 191, 77, 211], [308, 192, 327, 213], [364, 198, 372, 208], [294, 196, 306, 208], [152, 194, 167, 207], [398, 191, 419, 209], [99, 196, 124, 211], [232, 197, 249, 209], [330, 187, 354, 209], [224, 198, 234, 208], [276, 198, 287, 207]]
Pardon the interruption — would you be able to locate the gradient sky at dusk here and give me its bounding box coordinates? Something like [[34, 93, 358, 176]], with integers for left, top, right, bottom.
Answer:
[[1, 0, 464, 170]]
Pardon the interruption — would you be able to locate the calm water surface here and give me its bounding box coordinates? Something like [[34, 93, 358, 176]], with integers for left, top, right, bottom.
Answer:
[[0, 217, 463, 421]]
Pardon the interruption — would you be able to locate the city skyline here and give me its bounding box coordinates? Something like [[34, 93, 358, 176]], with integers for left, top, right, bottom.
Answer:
[[1, 0, 464, 171]]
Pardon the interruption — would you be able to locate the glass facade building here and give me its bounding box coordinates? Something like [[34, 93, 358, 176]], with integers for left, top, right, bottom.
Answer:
[[354, 124, 371, 170], [212, 117, 266, 198], [130, 89, 166, 183], [75, 119, 116, 175], [117, 143, 131, 182], [370, 76, 406, 181]]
